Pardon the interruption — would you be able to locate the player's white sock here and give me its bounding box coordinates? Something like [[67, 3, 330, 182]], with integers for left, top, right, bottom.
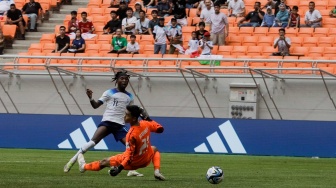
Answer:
[[154, 169, 160, 174], [70, 140, 95, 163]]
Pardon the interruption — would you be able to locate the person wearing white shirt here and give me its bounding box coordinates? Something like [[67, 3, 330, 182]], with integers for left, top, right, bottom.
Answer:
[[197, 0, 213, 16], [209, 3, 229, 46], [126, 34, 140, 54], [199, 31, 213, 55], [166, 18, 183, 54], [153, 17, 168, 54], [0, 0, 14, 15], [185, 31, 199, 55], [200, 0, 214, 25], [135, 10, 150, 34], [302, 1, 322, 28], [122, 7, 137, 34], [273, 28, 291, 56], [228, 0, 245, 17]]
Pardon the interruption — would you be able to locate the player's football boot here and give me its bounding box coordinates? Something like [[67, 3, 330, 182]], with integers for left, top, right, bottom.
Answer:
[[77, 153, 86, 173], [63, 161, 75, 173], [127, 170, 144, 177], [154, 171, 166, 181]]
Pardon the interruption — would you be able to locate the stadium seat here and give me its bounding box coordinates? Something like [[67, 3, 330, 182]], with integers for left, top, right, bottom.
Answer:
[[228, 36, 243, 46], [317, 37, 335, 47], [308, 47, 325, 57], [42, 43, 56, 53], [253, 27, 268, 36], [262, 46, 277, 56], [90, 8, 104, 16], [313, 28, 329, 37], [285, 28, 298, 37], [290, 37, 302, 47], [231, 46, 247, 56], [323, 18, 336, 28], [28, 43, 43, 53], [141, 35, 154, 45], [99, 44, 112, 54], [242, 36, 258, 46], [218, 46, 233, 56], [187, 17, 193, 26], [292, 47, 308, 56], [228, 27, 239, 36], [93, 16, 106, 26], [87, 0, 102, 8], [227, 17, 236, 27], [192, 17, 201, 26], [182, 26, 196, 35], [104, 8, 118, 15], [40, 33, 55, 43], [257, 36, 273, 46], [143, 44, 155, 54], [86, 44, 101, 53], [323, 47, 336, 57], [328, 28, 336, 37], [77, 8, 91, 16], [96, 34, 112, 44], [315, 1, 328, 10], [189, 8, 198, 17], [238, 27, 254, 36], [298, 28, 313, 37], [302, 37, 318, 47], [115, 54, 131, 66], [267, 27, 280, 37], [314, 56, 330, 68], [246, 46, 263, 56]]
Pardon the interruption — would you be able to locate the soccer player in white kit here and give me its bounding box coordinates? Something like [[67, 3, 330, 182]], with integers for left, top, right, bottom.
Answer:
[[64, 71, 143, 177]]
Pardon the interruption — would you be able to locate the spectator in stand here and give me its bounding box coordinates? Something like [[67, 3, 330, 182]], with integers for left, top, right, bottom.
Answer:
[[68, 29, 85, 53], [122, 7, 137, 35], [0, 0, 14, 16], [238, 2, 265, 27], [79, 11, 95, 34], [0, 32, 4, 55], [200, 0, 214, 25], [22, 0, 43, 32], [171, 0, 187, 26], [133, 2, 143, 19], [186, 0, 199, 9], [185, 31, 199, 56], [143, 0, 156, 8], [109, 28, 127, 54], [53, 26, 70, 53], [199, 31, 213, 55], [148, 10, 159, 35], [273, 28, 290, 56], [209, 3, 228, 46], [287, 6, 299, 29], [302, 1, 322, 28], [6, 4, 25, 40], [273, 0, 290, 16], [157, 0, 172, 17], [153, 17, 167, 55], [261, 6, 275, 27], [197, 0, 213, 16], [329, 6, 336, 18], [116, 1, 128, 21], [135, 10, 150, 34], [126, 34, 140, 54], [103, 10, 121, 34], [195, 21, 208, 40], [273, 3, 289, 28], [166, 18, 183, 54], [228, 0, 245, 17], [68, 11, 78, 33]]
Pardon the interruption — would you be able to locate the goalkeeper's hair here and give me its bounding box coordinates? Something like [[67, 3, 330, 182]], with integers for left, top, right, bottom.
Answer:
[[126, 105, 141, 119], [112, 71, 130, 82]]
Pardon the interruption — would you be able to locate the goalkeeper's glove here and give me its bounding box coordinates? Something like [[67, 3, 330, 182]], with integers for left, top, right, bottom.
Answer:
[[139, 107, 152, 121], [109, 165, 124, 176]]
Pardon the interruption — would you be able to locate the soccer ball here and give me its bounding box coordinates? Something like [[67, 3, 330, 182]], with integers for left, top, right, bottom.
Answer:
[[206, 166, 224, 184]]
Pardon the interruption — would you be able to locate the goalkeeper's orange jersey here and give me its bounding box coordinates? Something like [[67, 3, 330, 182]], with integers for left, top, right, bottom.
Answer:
[[120, 120, 163, 168]]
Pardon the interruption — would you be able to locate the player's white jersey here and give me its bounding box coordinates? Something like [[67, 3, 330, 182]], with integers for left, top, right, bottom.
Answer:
[[98, 88, 133, 125]]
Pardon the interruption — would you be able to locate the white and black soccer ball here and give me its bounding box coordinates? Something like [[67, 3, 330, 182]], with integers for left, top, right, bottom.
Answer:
[[206, 166, 224, 184]]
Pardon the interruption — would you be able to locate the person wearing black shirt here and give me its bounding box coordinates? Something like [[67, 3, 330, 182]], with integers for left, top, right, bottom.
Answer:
[[238, 2, 265, 27], [53, 26, 70, 53], [195, 22, 208, 40], [116, 1, 128, 21], [22, 0, 43, 31], [103, 10, 121, 34], [171, 0, 187, 26], [143, 0, 156, 8], [6, 4, 26, 40]]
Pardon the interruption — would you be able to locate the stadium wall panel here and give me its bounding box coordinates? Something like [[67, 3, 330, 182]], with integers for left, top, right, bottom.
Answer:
[[0, 114, 335, 158]]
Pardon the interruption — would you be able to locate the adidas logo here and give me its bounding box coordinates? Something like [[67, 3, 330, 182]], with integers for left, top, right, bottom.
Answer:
[[58, 117, 108, 150], [194, 120, 247, 154]]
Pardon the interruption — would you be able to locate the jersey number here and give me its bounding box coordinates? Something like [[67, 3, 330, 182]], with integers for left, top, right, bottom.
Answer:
[[113, 99, 118, 106], [139, 136, 149, 156]]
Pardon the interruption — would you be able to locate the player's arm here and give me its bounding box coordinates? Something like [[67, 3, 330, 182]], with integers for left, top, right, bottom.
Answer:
[[86, 89, 103, 109]]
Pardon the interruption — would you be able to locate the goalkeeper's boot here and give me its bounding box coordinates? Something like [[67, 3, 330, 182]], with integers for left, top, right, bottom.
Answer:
[[154, 171, 165, 181], [77, 153, 86, 173], [127, 170, 144, 177]]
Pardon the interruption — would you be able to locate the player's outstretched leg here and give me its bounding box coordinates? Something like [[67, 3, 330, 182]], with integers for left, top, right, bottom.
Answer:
[[64, 140, 96, 172], [152, 146, 165, 181]]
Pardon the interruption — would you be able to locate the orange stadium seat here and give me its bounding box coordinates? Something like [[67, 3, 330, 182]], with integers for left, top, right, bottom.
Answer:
[[187, 17, 193, 26], [86, 44, 101, 53], [28, 43, 43, 53], [42, 43, 56, 53], [318, 37, 335, 47], [323, 18, 336, 28], [182, 26, 196, 35], [298, 28, 313, 37], [141, 35, 154, 45], [314, 56, 330, 68], [104, 8, 118, 15], [313, 28, 329, 37], [247, 46, 263, 56], [96, 34, 112, 44], [115, 54, 131, 66], [315, 1, 328, 10], [189, 8, 198, 17], [292, 47, 308, 56], [290, 37, 302, 47], [218, 46, 233, 56], [17, 52, 32, 70], [99, 43, 111, 54], [253, 27, 268, 36], [229, 27, 239, 36], [45, 53, 60, 64], [302, 37, 318, 47], [328, 28, 336, 37], [262, 46, 276, 56], [143, 44, 155, 54], [232, 46, 247, 56], [228, 36, 243, 46], [242, 36, 258, 46], [267, 27, 281, 37], [227, 17, 236, 27], [192, 17, 201, 26], [238, 27, 254, 36], [285, 28, 298, 37], [40, 33, 55, 43], [323, 47, 336, 57], [101, 53, 117, 67], [87, 0, 102, 8], [90, 8, 104, 16], [257, 36, 273, 46], [77, 8, 91, 16], [308, 47, 325, 57], [319, 9, 331, 17], [328, 0, 336, 9]]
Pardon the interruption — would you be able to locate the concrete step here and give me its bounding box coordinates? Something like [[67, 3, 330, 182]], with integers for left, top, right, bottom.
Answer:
[[3, 49, 27, 55], [12, 43, 30, 49]]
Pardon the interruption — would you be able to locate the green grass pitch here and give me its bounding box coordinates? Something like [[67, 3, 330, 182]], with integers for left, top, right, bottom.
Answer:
[[0, 148, 335, 188]]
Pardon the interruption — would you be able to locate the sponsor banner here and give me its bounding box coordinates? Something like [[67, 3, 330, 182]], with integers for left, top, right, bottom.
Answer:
[[0, 114, 336, 157]]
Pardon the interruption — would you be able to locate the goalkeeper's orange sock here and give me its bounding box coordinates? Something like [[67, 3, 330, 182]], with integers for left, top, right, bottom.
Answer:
[[152, 151, 161, 170], [84, 161, 101, 171]]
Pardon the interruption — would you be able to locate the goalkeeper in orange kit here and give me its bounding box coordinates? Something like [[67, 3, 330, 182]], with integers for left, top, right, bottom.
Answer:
[[77, 105, 166, 180]]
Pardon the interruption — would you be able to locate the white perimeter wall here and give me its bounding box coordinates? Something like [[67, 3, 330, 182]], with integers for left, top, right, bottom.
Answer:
[[0, 74, 336, 121]]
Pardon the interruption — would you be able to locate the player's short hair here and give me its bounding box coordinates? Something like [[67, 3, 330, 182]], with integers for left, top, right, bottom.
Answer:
[[279, 28, 285, 33], [309, 1, 315, 6], [292, 6, 298, 11], [10, 3, 15, 7], [126, 105, 141, 119], [112, 71, 130, 82], [81, 11, 87, 15], [198, 22, 205, 27]]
